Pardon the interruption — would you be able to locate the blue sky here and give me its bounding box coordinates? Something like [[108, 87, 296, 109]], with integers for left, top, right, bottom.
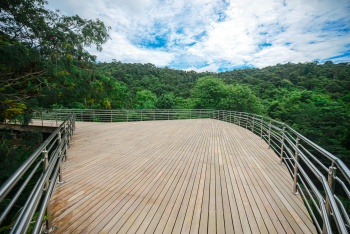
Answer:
[[48, 0, 350, 72]]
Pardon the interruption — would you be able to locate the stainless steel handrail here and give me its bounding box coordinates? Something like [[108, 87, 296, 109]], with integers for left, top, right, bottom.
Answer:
[[0, 114, 75, 233], [31, 109, 349, 233], [229, 110, 349, 234]]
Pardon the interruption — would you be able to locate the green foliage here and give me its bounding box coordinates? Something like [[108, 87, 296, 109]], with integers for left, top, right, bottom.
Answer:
[[0, 0, 349, 168], [0, 0, 111, 123], [133, 90, 157, 109], [190, 76, 262, 113], [267, 90, 350, 164], [173, 97, 196, 109], [0, 129, 43, 183], [95, 61, 349, 166], [156, 93, 176, 109], [219, 84, 261, 113], [191, 76, 227, 109]]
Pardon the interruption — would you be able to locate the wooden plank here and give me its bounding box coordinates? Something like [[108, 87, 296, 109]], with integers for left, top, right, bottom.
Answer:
[[111, 129, 198, 233], [48, 119, 317, 234]]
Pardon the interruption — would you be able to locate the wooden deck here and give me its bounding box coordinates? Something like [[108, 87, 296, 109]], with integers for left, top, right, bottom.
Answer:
[[50, 119, 316, 233]]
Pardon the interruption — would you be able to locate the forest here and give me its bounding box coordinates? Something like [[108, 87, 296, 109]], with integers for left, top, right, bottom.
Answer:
[[1, 0, 349, 170]]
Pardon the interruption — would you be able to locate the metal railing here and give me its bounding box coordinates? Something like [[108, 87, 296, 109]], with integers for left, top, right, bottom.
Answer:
[[0, 114, 75, 233], [214, 110, 350, 234], [24, 109, 350, 233], [33, 109, 214, 123]]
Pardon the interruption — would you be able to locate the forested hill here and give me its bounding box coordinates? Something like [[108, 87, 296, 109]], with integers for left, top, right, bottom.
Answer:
[[97, 61, 350, 102], [94, 61, 350, 166], [0, 1, 349, 165]]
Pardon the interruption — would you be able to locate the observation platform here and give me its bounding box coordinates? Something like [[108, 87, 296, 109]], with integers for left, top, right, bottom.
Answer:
[[49, 119, 316, 233]]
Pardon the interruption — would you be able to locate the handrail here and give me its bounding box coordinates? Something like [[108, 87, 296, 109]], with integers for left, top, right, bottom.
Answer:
[[0, 114, 75, 233], [31, 109, 349, 233]]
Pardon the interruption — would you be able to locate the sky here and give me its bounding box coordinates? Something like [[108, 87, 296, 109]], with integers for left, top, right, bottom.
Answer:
[[47, 0, 350, 72]]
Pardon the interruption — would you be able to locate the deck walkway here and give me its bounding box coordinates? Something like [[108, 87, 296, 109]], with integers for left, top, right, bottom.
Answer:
[[50, 119, 316, 233]]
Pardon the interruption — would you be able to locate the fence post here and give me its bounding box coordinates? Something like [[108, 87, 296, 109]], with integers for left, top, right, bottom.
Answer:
[[280, 126, 285, 164], [251, 117, 255, 133], [268, 121, 272, 148], [126, 110, 129, 122], [42, 150, 49, 191], [322, 164, 337, 232], [141, 110, 143, 121], [42, 150, 56, 233], [57, 132, 64, 184], [292, 137, 300, 194], [239, 113, 241, 126], [260, 118, 263, 139]]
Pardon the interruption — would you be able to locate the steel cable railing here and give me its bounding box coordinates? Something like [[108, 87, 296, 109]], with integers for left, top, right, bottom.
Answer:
[[0, 114, 75, 233], [21, 109, 350, 233]]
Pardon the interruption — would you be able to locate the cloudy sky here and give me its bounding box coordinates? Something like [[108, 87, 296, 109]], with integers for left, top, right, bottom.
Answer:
[[47, 0, 350, 72]]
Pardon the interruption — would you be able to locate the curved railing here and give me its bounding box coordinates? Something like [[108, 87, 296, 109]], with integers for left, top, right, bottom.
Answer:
[[0, 114, 75, 233], [22, 109, 350, 233], [214, 111, 350, 234]]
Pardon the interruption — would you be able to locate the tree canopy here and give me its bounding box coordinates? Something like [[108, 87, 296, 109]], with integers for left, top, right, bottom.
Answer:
[[0, 0, 349, 166], [0, 0, 110, 123]]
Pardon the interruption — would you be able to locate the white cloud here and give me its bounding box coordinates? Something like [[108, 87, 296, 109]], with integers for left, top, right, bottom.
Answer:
[[47, 0, 350, 71]]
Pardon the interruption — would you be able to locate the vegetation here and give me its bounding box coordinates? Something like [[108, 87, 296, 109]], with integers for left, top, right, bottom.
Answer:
[[0, 0, 349, 169], [0, 1, 349, 232]]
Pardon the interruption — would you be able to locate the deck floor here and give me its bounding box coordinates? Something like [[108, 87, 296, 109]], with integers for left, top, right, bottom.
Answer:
[[50, 119, 316, 233]]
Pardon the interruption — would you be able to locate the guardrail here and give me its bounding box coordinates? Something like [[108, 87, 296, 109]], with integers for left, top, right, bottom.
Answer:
[[213, 110, 350, 234], [22, 109, 350, 233], [0, 114, 75, 233]]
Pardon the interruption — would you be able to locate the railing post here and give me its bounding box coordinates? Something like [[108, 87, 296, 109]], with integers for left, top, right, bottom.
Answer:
[[323, 164, 337, 233], [229, 111, 232, 123], [126, 110, 129, 122], [251, 117, 255, 133], [239, 113, 241, 126], [245, 114, 248, 129], [42, 149, 56, 233], [57, 132, 64, 184], [268, 121, 272, 148], [280, 126, 285, 164], [292, 137, 300, 194], [260, 117, 263, 139], [42, 150, 49, 191], [64, 123, 69, 152], [141, 110, 143, 121]]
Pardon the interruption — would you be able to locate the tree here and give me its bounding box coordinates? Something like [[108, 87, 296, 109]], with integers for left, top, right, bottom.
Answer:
[[156, 93, 176, 109], [133, 90, 157, 109], [0, 0, 110, 123], [191, 76, 227, 109], [219, 84, 261, 113], [267, 90, 350, 165]]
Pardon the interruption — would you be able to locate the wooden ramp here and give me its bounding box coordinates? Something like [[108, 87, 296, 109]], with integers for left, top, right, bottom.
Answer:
[[50, 119, 316, 233]]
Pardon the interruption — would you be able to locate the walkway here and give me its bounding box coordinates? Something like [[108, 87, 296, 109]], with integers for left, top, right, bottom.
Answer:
[[50, 119, 316, 233]]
